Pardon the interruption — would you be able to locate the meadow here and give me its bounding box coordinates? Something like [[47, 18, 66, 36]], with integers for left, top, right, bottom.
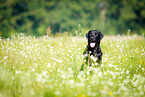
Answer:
[[0, 33, 145, 97]]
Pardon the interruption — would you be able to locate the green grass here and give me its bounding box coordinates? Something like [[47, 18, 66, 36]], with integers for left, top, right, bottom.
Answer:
[[0, 34, 145, 97]]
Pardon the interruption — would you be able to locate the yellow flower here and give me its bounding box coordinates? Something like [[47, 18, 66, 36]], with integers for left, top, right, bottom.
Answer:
[[108, 91, 113, 96], [49, 82, 51, 85], [77, 93, 87, 97], [19, 95, 22, 97]]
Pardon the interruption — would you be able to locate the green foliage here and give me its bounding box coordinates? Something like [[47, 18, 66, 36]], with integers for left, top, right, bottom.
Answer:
[[0, 0, 145, 38]]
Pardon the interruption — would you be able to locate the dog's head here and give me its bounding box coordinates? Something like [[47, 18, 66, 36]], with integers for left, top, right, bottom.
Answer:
[[86, 30, 104, 48]]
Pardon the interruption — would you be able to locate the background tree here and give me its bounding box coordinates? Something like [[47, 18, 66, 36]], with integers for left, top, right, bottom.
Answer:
[[0, 0, 145, 38]]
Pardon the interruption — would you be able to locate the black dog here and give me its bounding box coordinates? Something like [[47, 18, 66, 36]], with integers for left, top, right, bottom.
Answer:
[[80, 30, 104, 70]]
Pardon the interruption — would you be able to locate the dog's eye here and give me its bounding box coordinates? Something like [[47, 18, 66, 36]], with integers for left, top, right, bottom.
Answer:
[[95, 33, 98, 36], [89, 33, 92, 36]]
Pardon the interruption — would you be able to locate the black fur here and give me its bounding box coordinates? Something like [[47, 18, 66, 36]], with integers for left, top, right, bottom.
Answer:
[[80, 30, 104, 70]]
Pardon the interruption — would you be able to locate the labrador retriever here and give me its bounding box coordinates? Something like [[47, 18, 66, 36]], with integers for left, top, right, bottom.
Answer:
[[80, 30, 104, 70]]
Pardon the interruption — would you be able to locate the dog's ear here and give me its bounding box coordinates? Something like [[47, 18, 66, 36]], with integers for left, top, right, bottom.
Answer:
[[86, 31, 90, 38], [86, 30, 92, 38], [86, 33, 88, 38], [99, 31, 104, 40]]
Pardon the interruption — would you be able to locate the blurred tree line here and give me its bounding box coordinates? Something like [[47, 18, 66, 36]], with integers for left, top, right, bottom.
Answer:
[[0, 0, 145, 38]]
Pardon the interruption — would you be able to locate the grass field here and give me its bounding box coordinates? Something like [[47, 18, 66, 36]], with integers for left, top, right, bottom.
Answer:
[[0, 34, 145, 97]]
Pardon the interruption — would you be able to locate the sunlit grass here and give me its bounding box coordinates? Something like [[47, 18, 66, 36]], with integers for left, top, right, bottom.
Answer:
[[0, 34, 145, 97]]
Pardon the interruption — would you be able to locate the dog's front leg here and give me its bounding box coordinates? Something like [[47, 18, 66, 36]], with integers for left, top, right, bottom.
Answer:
[[80, 49, 90, 70], [95, 52, 102, 64]]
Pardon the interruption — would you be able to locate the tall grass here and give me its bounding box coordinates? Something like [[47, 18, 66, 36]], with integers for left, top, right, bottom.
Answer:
[[0, 34, 145, 97]]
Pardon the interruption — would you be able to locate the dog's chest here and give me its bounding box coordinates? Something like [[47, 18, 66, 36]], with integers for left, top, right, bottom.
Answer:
[[87, 45, 101, 56], [88, 48, 97, 55]]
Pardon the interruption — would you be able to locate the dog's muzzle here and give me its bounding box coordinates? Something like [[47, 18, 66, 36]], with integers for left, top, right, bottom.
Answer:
[[90, 43, 95, 48], [89, 37, 96, 48]]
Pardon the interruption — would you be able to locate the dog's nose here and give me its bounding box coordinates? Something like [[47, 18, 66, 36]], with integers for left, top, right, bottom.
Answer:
[[90, 37, 95, 41]]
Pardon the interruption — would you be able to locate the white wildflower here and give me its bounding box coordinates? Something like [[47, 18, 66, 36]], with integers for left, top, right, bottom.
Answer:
[[140, 91, 144, 96], [87, 92, 97, 96], [47, 63, 51, 68], [126, 71, 129, 74], [126, 76, 130, 78], [15, 71, 21, 74], [83, 54, 88, 58], [68, 67, 72, 71], [95, 63, 98, 66], [77, 75, 81, 79], [109, 71, 114, 75], [25, 55, 28, 58], [32, 69, 35, 72], [68, 49, 72, 53], [90, 55, 97, 61], [119, 76, 122, 79], [3, 56, 8, 60], [30, 88, 35, 95], [55, 91, 61, 95], [108, 80, 114, 86], [36, 74, 42, 82], [42, 71, 48, 76], [109, 63, 113, 67], [52, 57, 62, 63], [59, 42, 62, 46], [89, 51, 92, 53], [69, 79, 74, 84], [61, 74, 66, 79]]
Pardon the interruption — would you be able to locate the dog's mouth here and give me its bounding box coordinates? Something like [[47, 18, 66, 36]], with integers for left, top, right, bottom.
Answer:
[[90, 42, 96, 48]]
